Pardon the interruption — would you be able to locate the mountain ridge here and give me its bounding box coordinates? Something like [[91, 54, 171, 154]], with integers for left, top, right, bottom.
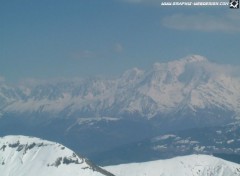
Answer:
[[1, 55, 240, 121], [104, 154, 240, 176], [1, 135, 239, 176], [0, 55, 240, 162], [0, 135, 114, 176]]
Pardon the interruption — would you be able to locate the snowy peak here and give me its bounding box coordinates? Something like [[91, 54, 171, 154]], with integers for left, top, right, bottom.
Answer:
[[105, 155, 240, 176], [150, 55, 208, 83], [121, 67, 144, 79], [180, 55, 208, 63], [0, 135, 113, 176], [141, 55, 240, 114], [120, 67, 144, 86], [0, 55, 240, 122]]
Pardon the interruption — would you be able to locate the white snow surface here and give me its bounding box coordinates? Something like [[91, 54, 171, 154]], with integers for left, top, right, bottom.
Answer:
[[105, 155, 240, 176], [1, 135, 240, 176], [0, 135, 109, 176]]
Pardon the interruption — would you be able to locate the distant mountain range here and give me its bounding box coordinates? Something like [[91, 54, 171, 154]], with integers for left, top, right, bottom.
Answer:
[[1, 55, 240, 121], [0, 55, 240, 164], [1, 135, 239, 176]]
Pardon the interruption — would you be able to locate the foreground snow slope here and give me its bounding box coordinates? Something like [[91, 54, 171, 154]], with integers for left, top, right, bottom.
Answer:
[[1, 135, 239, 176], [105, 155, 240, 176], [0, 135, 113, 176]]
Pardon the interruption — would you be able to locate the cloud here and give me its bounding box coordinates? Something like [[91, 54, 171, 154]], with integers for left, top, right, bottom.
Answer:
[[70, 43, 124, 61], [119, 0, 240, 33], [0, 76, 5, 83], [203, 63, 238, 77], [113, 43, 124, 53], [71, 50, 96, 60], [161, 12, 240, 32], [188, 59, 240, 78]]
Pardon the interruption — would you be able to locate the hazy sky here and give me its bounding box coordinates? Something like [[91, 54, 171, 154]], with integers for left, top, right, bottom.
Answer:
[[1, 0, 240, 82]]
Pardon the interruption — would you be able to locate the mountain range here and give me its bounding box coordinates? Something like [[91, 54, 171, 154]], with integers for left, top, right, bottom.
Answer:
[[1, 55, 240, 121], [0, 55, 240, 164]]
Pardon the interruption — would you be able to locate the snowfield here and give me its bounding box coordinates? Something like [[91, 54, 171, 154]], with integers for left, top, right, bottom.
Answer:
[[0, 135, 240, 176], [104, 155, 240, 176], [0, 135, 112, 176]]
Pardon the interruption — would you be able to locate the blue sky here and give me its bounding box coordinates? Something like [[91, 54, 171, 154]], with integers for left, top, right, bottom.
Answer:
[[1, 0, 240, 82]]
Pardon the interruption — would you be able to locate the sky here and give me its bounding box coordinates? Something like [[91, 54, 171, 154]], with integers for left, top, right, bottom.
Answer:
[[1, 0, 240, 83]]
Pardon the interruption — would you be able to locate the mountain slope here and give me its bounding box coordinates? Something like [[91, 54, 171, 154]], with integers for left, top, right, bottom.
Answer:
[[1, 55, 240, 164], [1, 55, 240, 121], [0, 135, 114, 176], [104, 155, 240, 176], [92, 122, 240, 165]]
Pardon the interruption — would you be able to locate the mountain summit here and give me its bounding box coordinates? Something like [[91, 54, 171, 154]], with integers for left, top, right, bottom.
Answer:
[[180, 55, 208, 63], [1, 55, 239, 121], [0, 135, 113, 176]]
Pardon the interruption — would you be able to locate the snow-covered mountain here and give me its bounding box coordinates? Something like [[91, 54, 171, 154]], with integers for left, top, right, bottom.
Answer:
[[105, 155, 240, 176], [1, 55, 240, 121], [1, 55, 240, 164], [0, 135, 113, 176], [1, 135, 239, 176]]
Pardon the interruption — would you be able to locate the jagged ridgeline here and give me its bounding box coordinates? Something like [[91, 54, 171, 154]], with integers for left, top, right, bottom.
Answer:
[[0, 135, 239, 176], [0, 55, 240, 164], [0, 135, 114, 176]]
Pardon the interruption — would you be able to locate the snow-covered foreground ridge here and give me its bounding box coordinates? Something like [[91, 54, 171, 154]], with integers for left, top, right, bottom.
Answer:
[[0, 136, 240, 176], [0, 135, 113, 176], [0, 135, 239, 176], [105, 155, 240, 176]]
